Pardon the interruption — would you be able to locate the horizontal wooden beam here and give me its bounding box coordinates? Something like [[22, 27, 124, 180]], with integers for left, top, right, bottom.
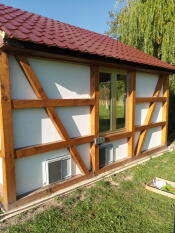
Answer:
[[15, 135, 94, 158], [104, 130, 132, 142], [135, 97, 166, 103], [12, 99, 95, 109], [135, 121, 166, 132]]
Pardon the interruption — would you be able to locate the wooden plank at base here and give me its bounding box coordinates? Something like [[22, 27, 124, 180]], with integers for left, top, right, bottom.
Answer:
[[96, 145, 166, 175], [145, 185, 175, 199], [10, 173, 93, 209]]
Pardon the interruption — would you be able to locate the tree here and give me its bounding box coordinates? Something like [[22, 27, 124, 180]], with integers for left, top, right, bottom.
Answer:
[[107, 0, 175, 64], [107, 0, 175, 134]]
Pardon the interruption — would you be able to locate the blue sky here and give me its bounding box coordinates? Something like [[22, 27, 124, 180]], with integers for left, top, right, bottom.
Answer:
[[0, 0, 118, 34]]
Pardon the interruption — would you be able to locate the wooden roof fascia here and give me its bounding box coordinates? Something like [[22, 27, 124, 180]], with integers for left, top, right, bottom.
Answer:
[[1, 38, 175, 75]]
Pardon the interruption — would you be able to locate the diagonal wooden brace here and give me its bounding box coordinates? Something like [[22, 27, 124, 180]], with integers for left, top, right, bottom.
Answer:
[[135, 76, 164, 156], [16, 56, 89, 175]]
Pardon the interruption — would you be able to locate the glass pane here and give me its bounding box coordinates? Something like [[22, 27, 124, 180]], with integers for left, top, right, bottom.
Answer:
[[99, 72, 111, 132], [61, 158, 71, 179], [115, 74, 127, 129]]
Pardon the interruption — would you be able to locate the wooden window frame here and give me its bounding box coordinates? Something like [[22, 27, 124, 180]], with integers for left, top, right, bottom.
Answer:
[[99, 68, 129, 135]]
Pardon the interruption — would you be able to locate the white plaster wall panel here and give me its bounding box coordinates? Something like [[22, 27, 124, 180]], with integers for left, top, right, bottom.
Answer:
[[134, 132, 140, 149], [15, 148, 74, 195], [15, 144, 91, 195], [135, 103, 149, 125], [13, 109, 61, 148], [102, 138, 128, 161], [135, 102, 162, 125], [76, 143, 91, 174], [28, 57, 90, 99], [114, 138, 128, 161], [0, 158, 3, 195], [151, 102, 162, 123], [56, 107, 91, 138], [142, 127, 162, 151], [136, 72, 160, 97], [9, 55, 37, 99]]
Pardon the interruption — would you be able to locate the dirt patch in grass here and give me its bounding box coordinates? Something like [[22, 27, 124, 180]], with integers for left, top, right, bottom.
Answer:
[[0, 198, 59, 231], [0, 187, 88, 232]]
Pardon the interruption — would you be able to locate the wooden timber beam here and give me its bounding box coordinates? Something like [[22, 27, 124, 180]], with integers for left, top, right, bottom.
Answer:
[[161, 76, 169, 146], [90, 65, 99, 173], [15, 135, 94, 158], [135, 121, 166, 131], [16, 56, 89, 175], [127, 72, 136, 158], [5, 45, 174, 75], [13, 172, 93, 208], [105, 130, 132, 142], [135, 97, 166, 103], [0, 52, 16, 209], [135, 77, 164, 156], [12, 99, 95, 109]]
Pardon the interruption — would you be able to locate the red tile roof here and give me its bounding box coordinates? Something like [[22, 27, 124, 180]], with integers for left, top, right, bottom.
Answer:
[[0, 4, 174, 71]]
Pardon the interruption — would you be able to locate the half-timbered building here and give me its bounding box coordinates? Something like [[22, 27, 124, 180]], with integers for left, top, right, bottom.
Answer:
[[0, 4, 175, 210]]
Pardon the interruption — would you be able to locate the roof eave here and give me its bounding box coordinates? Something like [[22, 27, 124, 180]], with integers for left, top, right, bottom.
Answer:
[[2, 38, 175, 75]]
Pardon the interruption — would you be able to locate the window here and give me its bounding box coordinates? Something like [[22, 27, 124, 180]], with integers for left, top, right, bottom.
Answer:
[[99, 71, 127, 133], [99, 144, 114, 168], [43, 155, 72, 185]]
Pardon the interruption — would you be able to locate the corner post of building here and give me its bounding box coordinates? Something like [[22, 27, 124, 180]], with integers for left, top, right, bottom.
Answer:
[[128, 71, 136, 157], [0, 51, 16, 210], [90, 65, 99, 173], [161, 74, 169, 146]]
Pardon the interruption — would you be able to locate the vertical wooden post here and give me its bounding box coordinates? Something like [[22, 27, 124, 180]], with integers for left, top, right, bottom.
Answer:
[[0, 52, 16, 210], [128, 72, 136, 157], [90, 65, 99, 173], [162, 75, 169, 146]]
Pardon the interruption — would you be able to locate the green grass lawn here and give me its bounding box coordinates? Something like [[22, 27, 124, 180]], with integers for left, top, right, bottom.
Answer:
[[2, 150, 175, 233]]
